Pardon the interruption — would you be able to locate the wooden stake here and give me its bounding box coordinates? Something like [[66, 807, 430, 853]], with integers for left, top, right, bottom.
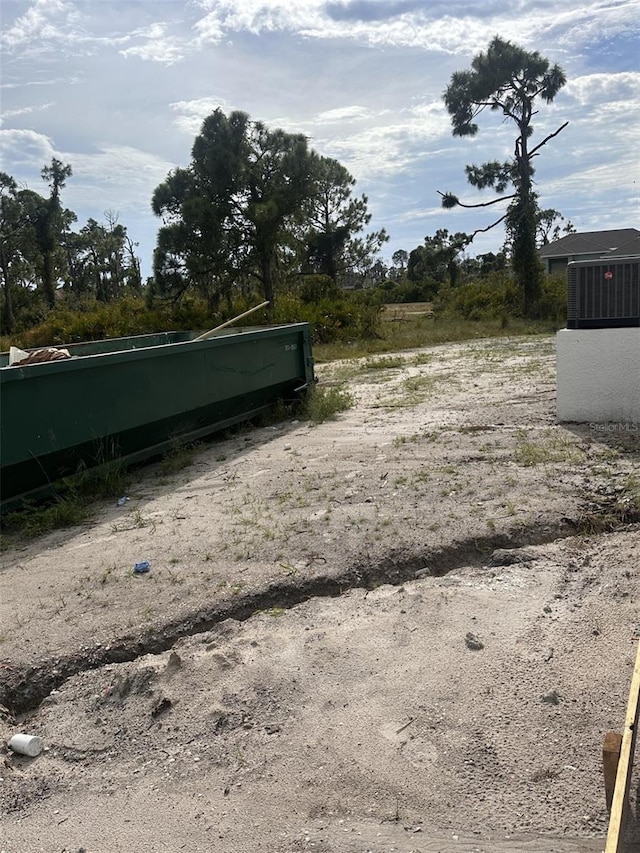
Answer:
[[603, 731, 622, 812], [605, 639, 640, 852]]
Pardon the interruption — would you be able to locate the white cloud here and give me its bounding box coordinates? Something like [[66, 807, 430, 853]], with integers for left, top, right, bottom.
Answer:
[[1, 0, 78, 49], [119, 22, 188, 65], [0, 128, 56, 170], [191, 0, 639, 57], [565, 71, 640, 105], [315, 106, 374, 123], [319, 120, 444, 181], [1, 0, 637, 273], [169, 98, 233, 136], [63, 145, 175, 214], [0, 103, 55, 125], [194, 0, 326, 42]]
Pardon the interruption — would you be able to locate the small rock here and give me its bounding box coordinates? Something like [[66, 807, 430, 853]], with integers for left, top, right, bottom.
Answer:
[[166, 652, 182, 673], [464, 632, 484, 651], [490, 548, 536, 567], [414, 567, 431, 579], [151, 697, 173, 718], [541, 689, 562, 705]]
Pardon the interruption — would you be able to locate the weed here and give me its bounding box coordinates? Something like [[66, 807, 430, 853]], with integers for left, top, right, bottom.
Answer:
[[500, 500, 518, 516], [575, 475, 640, 533], [266, 607, 286, 618], [166, 567, 185, 585], [514, 430, 584, 467], [379, 373, 439, 409], [159, 441, 200, 475], [363, 355, 404, 370], [408, 353, 432, 366], [303, 384, 354, 424], [1, 493, 91, 538], [101, 564, 116, 585]]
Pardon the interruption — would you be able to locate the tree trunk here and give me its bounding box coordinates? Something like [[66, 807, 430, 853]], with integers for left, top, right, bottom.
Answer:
[[42, 251, 56, 308], [261, 255, 274, 307], [512, 131, 543, 316], [0, 241, 15, 333]]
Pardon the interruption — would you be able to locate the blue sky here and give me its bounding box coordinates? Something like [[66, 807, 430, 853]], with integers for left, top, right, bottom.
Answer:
[[1, 0, 638, 279]]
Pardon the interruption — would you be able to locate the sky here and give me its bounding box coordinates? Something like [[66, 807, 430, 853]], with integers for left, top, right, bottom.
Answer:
[[1, 0, 639, 280]]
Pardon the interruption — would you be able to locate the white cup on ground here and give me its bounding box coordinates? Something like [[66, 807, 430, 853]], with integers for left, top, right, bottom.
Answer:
[[8, 733, 43, 757]]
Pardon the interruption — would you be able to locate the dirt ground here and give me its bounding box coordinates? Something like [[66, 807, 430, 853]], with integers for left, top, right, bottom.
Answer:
[[1, 334, 639, 853]]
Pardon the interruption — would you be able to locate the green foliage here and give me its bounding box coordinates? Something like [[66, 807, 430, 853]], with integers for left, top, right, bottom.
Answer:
[[377, 279, 438, 303], [296, 274, 341, 304], [151, 109, 386, 308], [407, 229, 470, 287], [1, 163, 142, 335], [1, 453, 128, 540], [1, 291, 383, 351], [434, 270, 566, 325], [302, 154, 387, 283], [2, 296, 213, 349], [271, 292, 382, 344], [531, 273, 567, 324], [2, 494, 91, 539], [435, 272, 519, 321], [444, 37, 566, 139], [303, 384, 354, 424]]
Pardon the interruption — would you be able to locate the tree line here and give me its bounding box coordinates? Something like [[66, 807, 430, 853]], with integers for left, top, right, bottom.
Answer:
[[1, 163, 142, 333], [1, 37, 573, 336]]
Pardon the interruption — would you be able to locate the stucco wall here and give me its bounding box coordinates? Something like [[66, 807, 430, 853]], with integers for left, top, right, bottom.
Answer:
[[556, 328, 640, 423]]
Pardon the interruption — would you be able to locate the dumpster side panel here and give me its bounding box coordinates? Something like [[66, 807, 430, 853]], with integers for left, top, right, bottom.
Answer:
[[0, 324, 314, 505]]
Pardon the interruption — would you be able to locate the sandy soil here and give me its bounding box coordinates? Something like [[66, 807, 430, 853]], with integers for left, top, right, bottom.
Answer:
[[1, 334, 639, 853]]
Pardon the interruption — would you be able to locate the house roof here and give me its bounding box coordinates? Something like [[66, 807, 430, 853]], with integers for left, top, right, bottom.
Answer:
[[539, 228, 640, 258]]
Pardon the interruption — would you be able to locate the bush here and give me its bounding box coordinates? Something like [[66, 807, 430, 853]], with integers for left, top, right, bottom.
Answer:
[[436, 272, 519, 321], [272, 293, 382, 344], [434, 270, 567, 325], [303, 384, 354, 424], [531, 273, 567, 324], [373, 279, 439, 303]]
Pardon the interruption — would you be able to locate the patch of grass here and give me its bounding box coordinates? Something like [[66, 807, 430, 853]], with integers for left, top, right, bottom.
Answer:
[[313, 315, 557, 363], [1, 438, 131, 541], [576, 474, 640, 533], [408, 352, 432, 366], [513, 430, 585, 467], [363, 355, 404, 370], [379, 374, 439, 409], [159, 441, 201, 475], [2, 493, 91, 538], [303, 384, 354, 424]]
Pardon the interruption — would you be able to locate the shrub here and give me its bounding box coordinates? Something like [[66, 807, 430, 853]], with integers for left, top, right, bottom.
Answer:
[[435, 269, 567, 325], [303, 384, 354, 424]]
